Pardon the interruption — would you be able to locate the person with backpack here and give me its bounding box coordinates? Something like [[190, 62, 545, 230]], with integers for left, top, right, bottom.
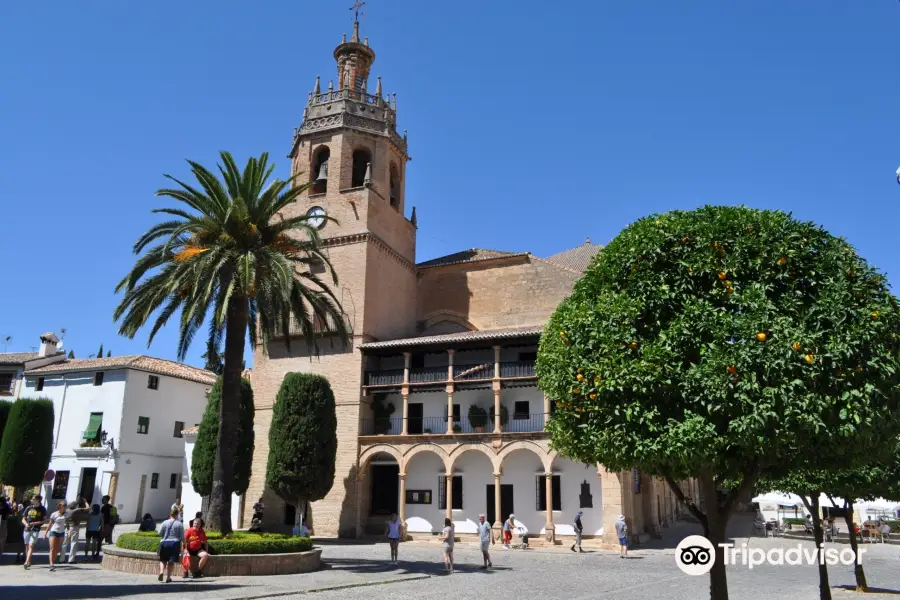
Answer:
[[85, 504, 103, 560], [571, 511, 584, 553], [157, 508, 184, 583]]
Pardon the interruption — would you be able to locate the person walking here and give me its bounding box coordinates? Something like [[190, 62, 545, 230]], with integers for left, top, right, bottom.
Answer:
[[571, 511, 584, 553], [615, 515, 629, 559], [477, 513, 494, 569], [183, 517, 209, 578], [45, 501, 68, 572], [64, 498, 89, 564], [385, 513, 402, 564], [503, 514, 515, 549], [21, 495, 47, 570], [252, 497, 265, 521], [439, 517, 455, 573], [85, 504, 103, 560], [157, 508, 185, 583], [0, 495, 11, 557]]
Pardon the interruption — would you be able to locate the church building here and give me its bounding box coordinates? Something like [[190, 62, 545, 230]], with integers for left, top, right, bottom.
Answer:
[[245, 17, 692, 545]]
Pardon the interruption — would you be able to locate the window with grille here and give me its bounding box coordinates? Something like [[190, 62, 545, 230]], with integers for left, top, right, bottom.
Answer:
[[150, 473, 159, 489], [137, 416, 150, 434], [536, 475, 561, 511], [0, 372, 14, 396], [148, 375, 159, 390], [93, 372, 104, 386], [173, 421, 185, 438], [51, 471, 70, 499], [169, 473, 178, 489], [36, 377, 45, 391], [438, 476, 462, 510]]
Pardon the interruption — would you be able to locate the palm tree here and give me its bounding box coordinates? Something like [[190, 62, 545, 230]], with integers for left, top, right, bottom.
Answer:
[[114, 151, 348, 533]]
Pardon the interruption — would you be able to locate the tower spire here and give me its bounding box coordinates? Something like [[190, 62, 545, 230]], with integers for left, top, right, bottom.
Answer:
[[349, 1, 366, 42]]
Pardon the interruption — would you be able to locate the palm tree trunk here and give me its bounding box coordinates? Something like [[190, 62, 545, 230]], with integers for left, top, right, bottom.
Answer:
[[206, 295, 248, 534]]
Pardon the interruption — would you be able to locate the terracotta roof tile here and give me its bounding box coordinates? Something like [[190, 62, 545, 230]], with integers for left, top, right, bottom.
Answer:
[[360, 325, 544, 350], [544, 242, 603, 273], [0, 351, 65, 366], [416, 249, 529, 269], [25, 356, 217, 385]]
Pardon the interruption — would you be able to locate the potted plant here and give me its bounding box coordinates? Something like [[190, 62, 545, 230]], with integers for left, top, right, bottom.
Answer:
[[468, 405, 488, 433], [452, 424, 462, 434], [488, 404, 509, 428], [372, 395, 396, 435]]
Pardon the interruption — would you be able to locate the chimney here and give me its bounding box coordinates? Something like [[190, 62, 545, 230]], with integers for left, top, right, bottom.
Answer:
[[39, 332, 59, 357]]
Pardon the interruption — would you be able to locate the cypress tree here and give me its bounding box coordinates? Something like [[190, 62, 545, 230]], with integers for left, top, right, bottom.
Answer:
[[191, 378, 254, 496], [265, 373, 337, 527], [0, 401, 11, 449], [0, 398, 55, 489], [67, 350, 74, 359], [97, 344, 104, 359], [106, 350, 111, 358]]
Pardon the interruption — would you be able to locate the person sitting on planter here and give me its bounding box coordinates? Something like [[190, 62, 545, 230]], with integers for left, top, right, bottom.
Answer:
[[183, 517, 209, 578], [138, 513, 156, 532]]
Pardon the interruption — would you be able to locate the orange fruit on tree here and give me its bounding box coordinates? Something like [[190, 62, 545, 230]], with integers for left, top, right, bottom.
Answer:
[[576, 374, 584, 381], [792, 342, 801, 352], [726, 286, 735, 295], [727, 366, 737, 375], [777, 256, 787, 266], [872, 312, 879, 320], [630, 341, 638, 350], [594, 376, 601, 383], [756, 332, 767, 342], [805, 354, 815, 364], [589, 393, 597, 400], [718, 272, 727, 280]]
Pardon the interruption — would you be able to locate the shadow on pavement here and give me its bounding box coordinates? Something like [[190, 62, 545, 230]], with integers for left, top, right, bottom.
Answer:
[[0, 584, 240, 600], [835, 585, 900, 595], [324, 556, 511, 576]]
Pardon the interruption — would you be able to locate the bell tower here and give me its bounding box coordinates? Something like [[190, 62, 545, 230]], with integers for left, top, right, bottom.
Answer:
[[285, 13, 414, 265]]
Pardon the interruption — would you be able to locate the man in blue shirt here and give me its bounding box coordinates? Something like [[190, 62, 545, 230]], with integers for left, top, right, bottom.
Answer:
[[477, 513, 494, 569]]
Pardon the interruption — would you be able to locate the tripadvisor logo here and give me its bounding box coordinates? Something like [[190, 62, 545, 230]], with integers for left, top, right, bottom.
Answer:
[[675, 535, 866, 575]]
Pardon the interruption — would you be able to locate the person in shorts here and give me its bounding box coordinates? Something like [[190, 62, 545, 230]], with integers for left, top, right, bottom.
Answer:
[[615, 514, 629, 558], [503, 514, 515, 548], [572, 511, 584, 553], [85, 504, 103, 560], [157, 508, 184, 583], [21, 495, 47, 569], [477, 513, 494, 569], [183, 517, 209, 578], [439, 517, 455, 573], [45, 500, 68, 571], [385, 513, 402, 564]]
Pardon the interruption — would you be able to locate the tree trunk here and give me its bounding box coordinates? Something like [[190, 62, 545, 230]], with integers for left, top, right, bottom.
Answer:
[[842, 500, 868, 592], [802, 493, 831, 600], [699, 473, 730, 600], [206, 295, 248, 535]]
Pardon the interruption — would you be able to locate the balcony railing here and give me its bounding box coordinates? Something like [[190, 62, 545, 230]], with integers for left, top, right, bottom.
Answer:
[[364, 361, 535, 388], [365, 370, 404, 386], [453, 363, 493, 381], [500, 361, 536, 378], [409, 366, 449, 384], [312, 89, 384, 106], [359, 413, 548, 436]]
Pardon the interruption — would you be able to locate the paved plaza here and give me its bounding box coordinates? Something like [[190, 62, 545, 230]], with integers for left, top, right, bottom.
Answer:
[[2, 521, 900, 600]]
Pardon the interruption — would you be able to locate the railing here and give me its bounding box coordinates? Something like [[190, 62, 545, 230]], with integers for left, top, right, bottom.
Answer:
[[312, 89, 383, 106], [409, 367, 448, 384], [365, 370, 404, 386], [504, 413, 546, 433], [500, 361, 536, 378], [358, 413, 548, 436], [453, 363, 493, 381]]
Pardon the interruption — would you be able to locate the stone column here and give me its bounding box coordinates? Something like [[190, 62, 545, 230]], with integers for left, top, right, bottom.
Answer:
[[401, 353, 411, 435], [544, 472, 556, 542], [493, 472, 502, 531], [493, 382, 502, 433], [543, 394, 551, 429], [445, 472, 454, 520], [108, 472, 120, 504], [446, 390, 455, 434], [447, 349, 455, 382], [598, 465, 625, 545], [399, 474, 407, 528]]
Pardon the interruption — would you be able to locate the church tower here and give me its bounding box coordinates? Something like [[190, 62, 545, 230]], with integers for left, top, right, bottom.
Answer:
[[247, 14, 418, 537]]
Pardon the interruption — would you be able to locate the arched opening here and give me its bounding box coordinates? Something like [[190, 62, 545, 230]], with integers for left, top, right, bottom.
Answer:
[[389, 163, 400, 209], [362, 450, 400, 534], [447, 448, 496, 533], [351, 148, 371, 188], [403, 449, 447, 533], [311, 146, 330, 195], [499, 447, 549, 535]]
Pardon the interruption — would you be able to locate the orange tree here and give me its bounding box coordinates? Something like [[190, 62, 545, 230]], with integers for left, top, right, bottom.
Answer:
[[536, 206, 900, 600]]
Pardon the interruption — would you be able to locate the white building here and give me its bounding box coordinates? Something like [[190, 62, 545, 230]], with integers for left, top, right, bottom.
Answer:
[[0, 333, 66, 400], [20, 355, 215, 521]]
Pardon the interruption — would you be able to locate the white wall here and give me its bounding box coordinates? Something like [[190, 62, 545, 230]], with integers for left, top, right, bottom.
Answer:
[[404, 451, 444, 533], [181, 434, 241, 529]]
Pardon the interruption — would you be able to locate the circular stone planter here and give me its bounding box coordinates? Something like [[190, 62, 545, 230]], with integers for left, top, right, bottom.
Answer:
[[102, 544, 322, 577]]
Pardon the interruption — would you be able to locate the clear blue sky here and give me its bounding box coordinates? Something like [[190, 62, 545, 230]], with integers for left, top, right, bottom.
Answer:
[[1, 1, 898, 368]]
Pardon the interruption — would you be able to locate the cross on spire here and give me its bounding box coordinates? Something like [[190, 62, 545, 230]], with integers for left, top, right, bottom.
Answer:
[[350, 1, 366, 22]]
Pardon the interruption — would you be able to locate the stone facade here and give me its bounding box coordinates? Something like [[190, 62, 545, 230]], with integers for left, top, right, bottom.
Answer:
[[244, 20, 689, 544]]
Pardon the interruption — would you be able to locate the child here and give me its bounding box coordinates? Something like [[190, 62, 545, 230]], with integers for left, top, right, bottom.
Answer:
[[85, 504, 103, 560]]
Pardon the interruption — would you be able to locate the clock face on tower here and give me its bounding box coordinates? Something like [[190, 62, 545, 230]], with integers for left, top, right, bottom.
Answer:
[[306, 206, 326, 229]]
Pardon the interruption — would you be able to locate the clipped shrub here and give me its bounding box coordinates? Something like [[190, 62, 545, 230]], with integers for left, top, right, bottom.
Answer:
[[191, 377, 254, 497], [116, 531, 312, 555], [467, 405, 488, 428], [0, 398, 54, 489]]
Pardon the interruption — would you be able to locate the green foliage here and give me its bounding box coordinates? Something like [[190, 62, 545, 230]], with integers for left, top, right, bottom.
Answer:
[[467, 405, 488, 428], [266, 373, 337, 509], [67, 350, 74, 359], [0, 398, 55, 488], [538, 206, 900, 483], [372, 394, 395, 435], [0, 402, 11, 450], [191, 377, 255, 496], [107, 350, 111, 358], [489, 404, 509, 427], [97, 344, 104, 359], [783, 518, 807, 526], [116, 531, 312, 555]]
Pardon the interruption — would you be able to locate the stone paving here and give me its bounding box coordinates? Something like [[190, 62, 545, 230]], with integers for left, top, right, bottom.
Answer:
[[2, 520, 899, 599]]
